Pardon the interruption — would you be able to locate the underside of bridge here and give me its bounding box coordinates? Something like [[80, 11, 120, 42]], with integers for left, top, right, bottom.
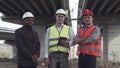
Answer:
[[0, 0, 70, 25], [78, 0, 120, 25], [78, 0, 120, 17]]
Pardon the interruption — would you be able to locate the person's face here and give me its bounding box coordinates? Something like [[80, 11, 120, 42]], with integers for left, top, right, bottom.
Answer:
[[83, 15, 93, 25], [55, 14, 65, 24], [23, 17, 34, 26]]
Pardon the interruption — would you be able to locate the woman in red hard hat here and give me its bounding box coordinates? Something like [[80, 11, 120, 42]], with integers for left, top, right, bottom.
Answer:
[[73, 9, 101, 68]]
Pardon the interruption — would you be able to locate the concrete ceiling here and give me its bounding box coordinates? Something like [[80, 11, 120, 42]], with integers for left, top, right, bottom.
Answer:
[[0, 0, 69, 17], [0, 0, 69, 25], [78, 0, 120, 25], [78, 0, 120, 17], [1, 0, 120, 25]]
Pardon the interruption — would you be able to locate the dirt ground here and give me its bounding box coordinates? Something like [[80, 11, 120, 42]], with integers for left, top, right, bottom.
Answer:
[[0, 62, 16, 68], [0, 60, 78, 68], [0, 61, 120, 68], [0, 62, 75, 68], [1, 60, 119, 68], [0, 62, 47, 68]]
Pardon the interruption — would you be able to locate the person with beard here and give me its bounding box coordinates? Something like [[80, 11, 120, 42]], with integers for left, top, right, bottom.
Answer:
[[15, 12, 40, 68], [44, 9, 75, 68], [73, 9, 102, 68]]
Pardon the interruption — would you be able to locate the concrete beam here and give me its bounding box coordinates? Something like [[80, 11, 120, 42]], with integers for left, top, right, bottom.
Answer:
[[0, 7, 10, 15], [78, 0, 86, 18], [19, 0, 34, 13], [114, 6, 120, 13], [0, 4, 12, 15], [39, 0, 50, 15], [0, 32, 14, 40], [95, 16, 120, 25], [29, 0, 43, 15], [10, 0, 25, 12], [83, 0, 89, 10], [105, 0, 119, 14], [91, 0, 99, 10], [2, 0, 18, 15], [50, 0, 57, 12], [78, 16, 120, 25], [60, 0, 69, 9], [3, 15, 120, 27], [1, 16, 55, 25], [97, 0, 109, 15]]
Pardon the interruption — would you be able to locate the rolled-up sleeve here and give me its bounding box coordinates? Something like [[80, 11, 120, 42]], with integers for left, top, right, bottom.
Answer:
[[69, 27, 75, 46], [89, 26, 100, 43]]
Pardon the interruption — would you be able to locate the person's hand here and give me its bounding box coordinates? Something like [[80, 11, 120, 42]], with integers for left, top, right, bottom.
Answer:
[[44, 58, 50, 66], [73, 37, 80, 44], [60, 39, 69, 46], [81, 38, 90, 44], [31, 55, 37, 64]]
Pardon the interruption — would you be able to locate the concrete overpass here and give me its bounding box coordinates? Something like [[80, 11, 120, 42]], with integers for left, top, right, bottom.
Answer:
[[0, 0, 70, 25], [0, 27, 15, 40], [0, 32, 14, 40]]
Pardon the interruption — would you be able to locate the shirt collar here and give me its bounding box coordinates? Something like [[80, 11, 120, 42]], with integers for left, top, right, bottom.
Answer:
[[84, 23, 93, 28], [55, 24, 64, 28]]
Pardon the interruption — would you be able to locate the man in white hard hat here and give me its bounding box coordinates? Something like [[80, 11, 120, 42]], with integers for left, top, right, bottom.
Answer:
[[15, 12, 40, 68], [44, 9, 75, 68]]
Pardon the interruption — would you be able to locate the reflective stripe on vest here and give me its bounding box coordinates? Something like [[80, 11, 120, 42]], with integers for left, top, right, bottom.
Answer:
[[77, 25, 101, 57], [49, 25, 70, 54]]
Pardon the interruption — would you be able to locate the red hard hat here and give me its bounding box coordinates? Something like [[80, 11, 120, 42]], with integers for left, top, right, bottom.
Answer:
[[82, 9, 94, 16]]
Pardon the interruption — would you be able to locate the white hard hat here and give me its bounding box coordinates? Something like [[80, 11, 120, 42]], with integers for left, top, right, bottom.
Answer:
[[22, 12, 34, 19], [55, 9, 66, 16]]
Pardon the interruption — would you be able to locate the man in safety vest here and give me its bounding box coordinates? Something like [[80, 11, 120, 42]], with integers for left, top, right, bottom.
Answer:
[[73, 9, 101, 68], [44, 9, 75, 68]]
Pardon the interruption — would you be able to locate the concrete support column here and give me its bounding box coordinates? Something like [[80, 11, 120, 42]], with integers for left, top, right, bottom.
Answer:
[[102, 25, 108, 62], [33, 25, 46, 58]]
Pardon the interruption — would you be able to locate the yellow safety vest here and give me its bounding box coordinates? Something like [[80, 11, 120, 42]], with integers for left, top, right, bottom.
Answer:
[[49, 25, 70, 54]]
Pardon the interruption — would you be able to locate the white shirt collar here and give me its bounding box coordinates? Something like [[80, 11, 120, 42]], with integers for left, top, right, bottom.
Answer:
[[55, 24, 64, 28]]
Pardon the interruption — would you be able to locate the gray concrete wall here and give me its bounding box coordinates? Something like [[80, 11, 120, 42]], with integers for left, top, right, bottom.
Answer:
[[107, 25, 120, 62], [33, 25, 46, 59], [0, 32, 14, 40], [95, 16, 120, 62]]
